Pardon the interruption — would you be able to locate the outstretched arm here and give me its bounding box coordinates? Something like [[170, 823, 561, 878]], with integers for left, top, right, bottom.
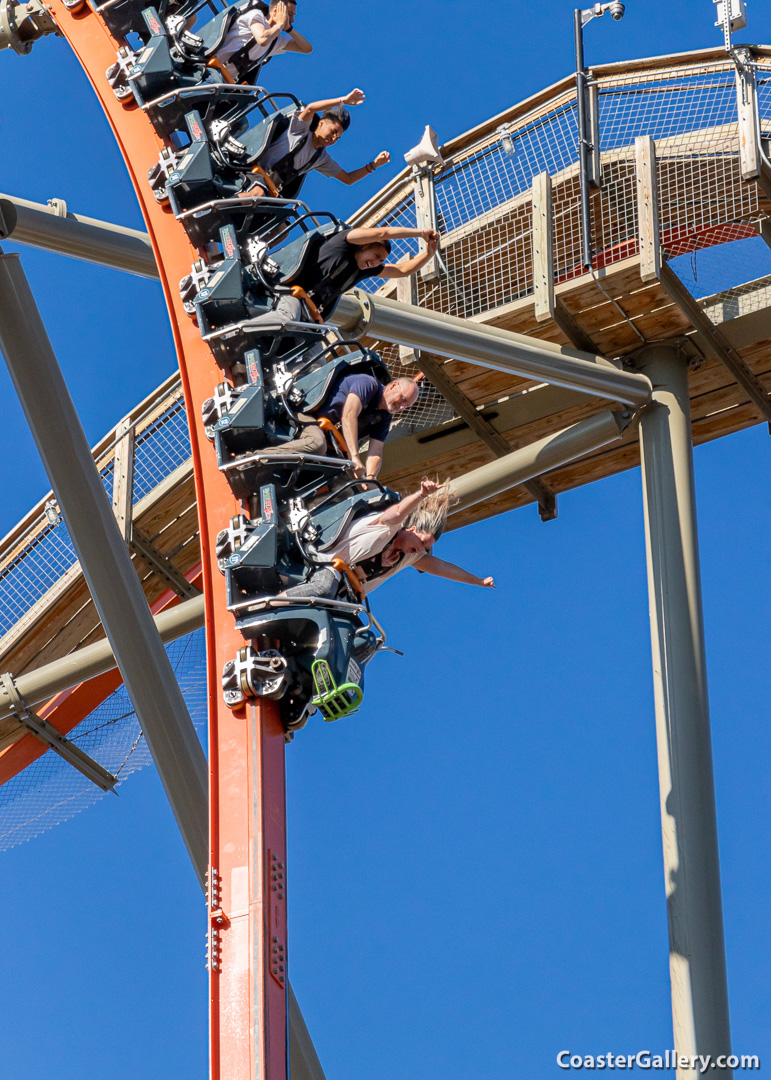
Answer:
[[376, 479, 441, 528], [415, 553, 495, 588], [297, 88, 365, 123], [333, 152, 392, 186], [381, 233, 439, 279]]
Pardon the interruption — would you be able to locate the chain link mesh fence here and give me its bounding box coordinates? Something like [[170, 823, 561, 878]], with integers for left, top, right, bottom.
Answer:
[[0, 629, 206, 851], [0, 383, 191, 642]]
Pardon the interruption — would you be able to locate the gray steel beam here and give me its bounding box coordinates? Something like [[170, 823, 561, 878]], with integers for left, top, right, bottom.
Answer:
[[450, 407, 631, 515], [0, 194, 158, 279], [0, 248, 208, 888], [331, 290, 652, 408], [415, 352, 557, 521], [0, 671, 118, 791], [636, 344, 732, 1079], [0, 594, 206, 726]]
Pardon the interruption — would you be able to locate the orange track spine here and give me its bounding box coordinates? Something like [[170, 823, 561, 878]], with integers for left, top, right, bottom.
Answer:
[[44, 5, 288, 1078]]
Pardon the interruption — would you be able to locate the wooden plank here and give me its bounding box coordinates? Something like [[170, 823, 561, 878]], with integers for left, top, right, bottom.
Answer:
[[635, 135, 660, 283], [111, 420, 135, 543], [659, 263, 771, 424], [532, 172, 554, 322], [736, 54, 760, 181]]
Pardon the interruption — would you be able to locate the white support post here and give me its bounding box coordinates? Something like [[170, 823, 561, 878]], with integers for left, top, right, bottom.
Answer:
[[735, 48, 760, 180], [635, 135, 660, 283], [412, 168, 442, 281], [532, 171, 555, 323]]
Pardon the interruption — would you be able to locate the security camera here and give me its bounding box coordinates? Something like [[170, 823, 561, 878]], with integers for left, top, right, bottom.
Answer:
[[608, 1, 625, 19]]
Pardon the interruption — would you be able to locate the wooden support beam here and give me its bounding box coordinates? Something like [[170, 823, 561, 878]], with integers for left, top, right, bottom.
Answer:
[[111, 418, 135, 542], [130, 529, 202, 600], [531, 172, 554, 323], [658, 262, 771, 429], [396, 277, 557, 520], [635, 135, 660, 284], [756, 218, 771, 250], [736, 50, 760, 181], [412, 168, 441, 282], [552, 299, 602, 354]]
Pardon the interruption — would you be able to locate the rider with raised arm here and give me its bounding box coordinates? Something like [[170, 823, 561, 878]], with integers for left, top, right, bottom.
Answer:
[[249, 88, 390, 197], [252, 225, 440, 474], [283, 479, 448, 598], [215, 0, 312, 83]]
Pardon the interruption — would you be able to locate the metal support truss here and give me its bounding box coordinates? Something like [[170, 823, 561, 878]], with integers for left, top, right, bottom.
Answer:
[[0, 248, 209, 888], [0, 671, 117, 791], [636, 342, 733, 1079], [0, 191, 650, 410], [0, 0, 57, 53], [332, 290, 652, 408]]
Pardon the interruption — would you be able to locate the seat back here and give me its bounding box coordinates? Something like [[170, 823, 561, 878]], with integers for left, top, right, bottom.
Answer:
[[308, 484, 399, 553], [270, 221, 341, 284], [239, 104, 293, 162], [291, 351, 391, 414], [197, 0, 262, 54]]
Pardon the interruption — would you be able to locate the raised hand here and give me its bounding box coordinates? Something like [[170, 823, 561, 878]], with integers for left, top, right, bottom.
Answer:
[[343, 88, 366, 107], [480, 576, 495, 588], [420, 478, 441, 497], [373, 151, 391, 168], [270, 1, 288, 27]]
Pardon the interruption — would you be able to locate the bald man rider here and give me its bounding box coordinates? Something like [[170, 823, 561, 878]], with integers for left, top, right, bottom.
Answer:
[[255, 224, 439, 476]]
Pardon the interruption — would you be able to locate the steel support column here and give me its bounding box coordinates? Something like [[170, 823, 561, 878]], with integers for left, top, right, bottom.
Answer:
[[636, 344, 732, 1080], [0, 249, 209, 887]]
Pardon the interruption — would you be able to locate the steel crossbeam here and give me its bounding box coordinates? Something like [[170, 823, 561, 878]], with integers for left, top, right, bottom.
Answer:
[[331, 290, 653, 408]]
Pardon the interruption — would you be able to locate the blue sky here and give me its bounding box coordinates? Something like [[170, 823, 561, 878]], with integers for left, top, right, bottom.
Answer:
[[1, 1, 770, 1078]]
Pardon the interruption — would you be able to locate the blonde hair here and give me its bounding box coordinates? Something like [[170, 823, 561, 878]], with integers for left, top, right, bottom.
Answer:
[[404, 478, 457, 542]]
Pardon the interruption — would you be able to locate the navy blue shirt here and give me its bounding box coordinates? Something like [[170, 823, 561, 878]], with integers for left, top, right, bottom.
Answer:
[[321, 373, 391, 442]]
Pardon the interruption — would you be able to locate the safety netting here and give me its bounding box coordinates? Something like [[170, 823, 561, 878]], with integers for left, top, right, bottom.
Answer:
[[0, 629, 206, 852]]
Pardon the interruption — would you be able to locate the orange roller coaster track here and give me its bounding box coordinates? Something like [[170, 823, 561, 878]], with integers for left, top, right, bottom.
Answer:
[[45, 4, 288, 1077]]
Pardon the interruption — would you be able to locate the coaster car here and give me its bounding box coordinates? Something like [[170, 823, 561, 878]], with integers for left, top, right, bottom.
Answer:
[[217, 479, 398, 608], [93, 0, 204, 46], [156, 101, 298, 211], [222, 603, 386, 729], [108, 8, 218, 106], [204, 341, 386, 496], [219, 479, 400, 728]]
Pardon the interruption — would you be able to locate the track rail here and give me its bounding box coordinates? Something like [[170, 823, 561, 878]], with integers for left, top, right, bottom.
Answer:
[[45, 4, 287, 1077]]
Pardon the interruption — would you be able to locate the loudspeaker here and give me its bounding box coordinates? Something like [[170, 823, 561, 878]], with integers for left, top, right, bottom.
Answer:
[[404, 126, 444, 168]]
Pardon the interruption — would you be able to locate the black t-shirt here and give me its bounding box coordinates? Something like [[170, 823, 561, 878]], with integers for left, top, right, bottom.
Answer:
[[295, 228, 385, 317]]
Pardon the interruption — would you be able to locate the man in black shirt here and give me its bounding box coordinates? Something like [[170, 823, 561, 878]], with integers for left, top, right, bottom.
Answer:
[[266, 224, 439, 322], [256, 224, 439, 473]]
